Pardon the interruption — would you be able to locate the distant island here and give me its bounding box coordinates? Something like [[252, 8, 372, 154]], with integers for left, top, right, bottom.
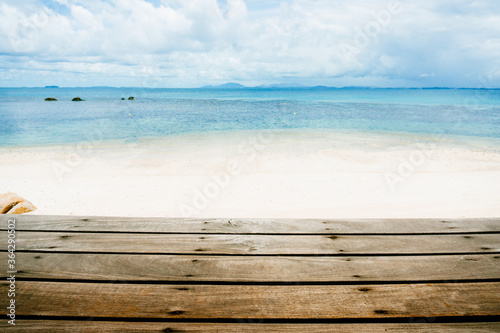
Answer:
[[201, 82, 369, 89], [198, 83, 500, 90], [202, 82, 246, 89], [202, 82, 306, 89], [25, 85, 499, 90], [255, 83, 305, 88]]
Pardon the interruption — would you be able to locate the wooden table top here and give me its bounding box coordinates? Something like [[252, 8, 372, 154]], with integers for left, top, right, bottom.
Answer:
[[1, 216, 499, 332]]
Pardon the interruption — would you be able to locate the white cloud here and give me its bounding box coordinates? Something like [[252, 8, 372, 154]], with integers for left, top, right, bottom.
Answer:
[[0, 0, 499, 87]]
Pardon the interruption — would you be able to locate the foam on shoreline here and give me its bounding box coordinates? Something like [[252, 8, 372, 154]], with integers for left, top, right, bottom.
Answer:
[[1, 129, 499, 218]]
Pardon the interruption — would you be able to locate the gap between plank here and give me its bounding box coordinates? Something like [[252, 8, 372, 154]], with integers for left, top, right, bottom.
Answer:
[[7, 250, 500, 257], [9, 277, 500, 285], [13, 315, 500, 324], [3, 229, 500, 235]]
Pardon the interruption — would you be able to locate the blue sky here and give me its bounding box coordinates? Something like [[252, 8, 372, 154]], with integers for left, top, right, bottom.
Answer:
[[1, 0, 499, 87]]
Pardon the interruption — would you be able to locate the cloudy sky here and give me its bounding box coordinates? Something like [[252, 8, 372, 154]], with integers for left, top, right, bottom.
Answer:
[[1, 0, 499, 87]]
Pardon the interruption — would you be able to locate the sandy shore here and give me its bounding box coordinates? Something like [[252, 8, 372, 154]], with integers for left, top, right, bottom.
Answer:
[[1, 129, 499, 218]]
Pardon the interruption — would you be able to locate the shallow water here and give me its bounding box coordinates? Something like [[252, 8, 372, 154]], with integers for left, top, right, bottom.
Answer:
[[1, 87, 499, 147]]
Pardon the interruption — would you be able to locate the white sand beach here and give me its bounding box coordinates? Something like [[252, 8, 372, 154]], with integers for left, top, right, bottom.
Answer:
[[1, 129, 499, 218]]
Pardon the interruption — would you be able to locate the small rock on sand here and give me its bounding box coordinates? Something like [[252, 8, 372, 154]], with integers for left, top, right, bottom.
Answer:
[[6, 201, 37, 214], [0, 193, 37, 214]]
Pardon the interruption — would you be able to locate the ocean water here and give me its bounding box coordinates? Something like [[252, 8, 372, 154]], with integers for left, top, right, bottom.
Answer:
[[1, 87, 499, 147]]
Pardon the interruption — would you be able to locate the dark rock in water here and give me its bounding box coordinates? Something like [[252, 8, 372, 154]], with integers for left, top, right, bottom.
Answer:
[[128, 96, 135, 100], [121, 98, 125, 100], [72, 97, 84, 101], [45, 97, 57, 101]]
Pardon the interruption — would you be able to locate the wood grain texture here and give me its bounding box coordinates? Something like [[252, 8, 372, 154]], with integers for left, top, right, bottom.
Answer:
[[1, 215, 499, 234], [1, 322, 499, 332], [2, 215, 498, 330], [2, 281, 499, 319], [2, 253, 499, 282], [4, 232, 499, 254]]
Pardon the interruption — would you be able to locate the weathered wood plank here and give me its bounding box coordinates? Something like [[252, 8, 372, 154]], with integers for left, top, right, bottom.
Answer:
[[4, 232, 499, 254], [2, 281, 499, 319], [1, 321, 500, 332], [2, 253, 499, 282], [1, 215, 499, 234]]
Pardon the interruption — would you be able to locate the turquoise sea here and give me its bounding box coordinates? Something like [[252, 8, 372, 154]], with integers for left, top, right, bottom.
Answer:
[[1, 87, 499, 147]]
